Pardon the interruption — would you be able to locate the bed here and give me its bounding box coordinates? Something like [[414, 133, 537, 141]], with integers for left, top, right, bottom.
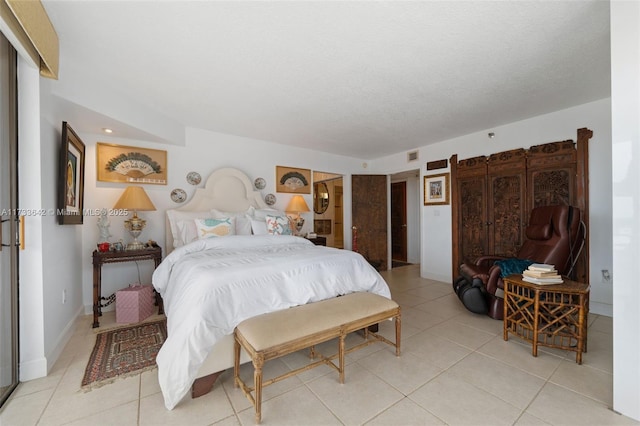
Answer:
[[153, 167, 392, 410]]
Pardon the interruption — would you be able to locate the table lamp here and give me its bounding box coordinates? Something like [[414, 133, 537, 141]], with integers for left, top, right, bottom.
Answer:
[[286, 195, 311, 236], [113, 186, 156, 250]]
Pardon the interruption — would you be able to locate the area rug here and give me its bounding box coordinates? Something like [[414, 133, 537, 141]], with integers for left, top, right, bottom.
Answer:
[[81, 319, 167, 390]]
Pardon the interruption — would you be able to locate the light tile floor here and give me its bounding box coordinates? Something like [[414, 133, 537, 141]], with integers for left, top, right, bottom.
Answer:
[[2, 264, 638, 425]]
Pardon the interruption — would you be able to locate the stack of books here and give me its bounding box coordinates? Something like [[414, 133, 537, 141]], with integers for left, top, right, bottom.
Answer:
[[521, 263, 563, 285]]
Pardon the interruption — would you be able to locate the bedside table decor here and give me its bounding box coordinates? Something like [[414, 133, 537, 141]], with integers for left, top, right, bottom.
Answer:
[[113, 186, 156, 250], [286, 195, 310, 235], [116, 284, 155, 323]]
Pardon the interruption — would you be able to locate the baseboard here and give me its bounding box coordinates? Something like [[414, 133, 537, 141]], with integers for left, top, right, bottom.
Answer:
[[420, 268, 449, 284], [84, 303, 114, 315], [44, 305, 86, 376], [19, 357, 47, 381], [589, 301, 612, 317]]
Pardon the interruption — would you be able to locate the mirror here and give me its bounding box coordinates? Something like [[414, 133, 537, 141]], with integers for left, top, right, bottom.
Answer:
[[314, 182, 330, 214]]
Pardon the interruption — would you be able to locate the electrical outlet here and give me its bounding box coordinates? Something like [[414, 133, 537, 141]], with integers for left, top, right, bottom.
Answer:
[[62, 289, 66, 304], [601, 269, 611, 282]]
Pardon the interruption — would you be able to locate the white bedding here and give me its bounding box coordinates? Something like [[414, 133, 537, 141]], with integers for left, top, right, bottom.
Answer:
[[152, 235, 391, 410]]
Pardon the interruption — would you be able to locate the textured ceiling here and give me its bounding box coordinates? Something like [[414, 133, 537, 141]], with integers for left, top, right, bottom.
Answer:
[[42, 1, 611, 160]]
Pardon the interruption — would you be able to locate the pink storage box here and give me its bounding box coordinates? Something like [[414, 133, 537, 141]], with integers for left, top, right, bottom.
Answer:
[[116, 284, 155, 323]]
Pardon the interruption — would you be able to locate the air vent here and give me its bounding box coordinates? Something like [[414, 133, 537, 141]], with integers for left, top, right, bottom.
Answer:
[[407, 150, 419, 162]]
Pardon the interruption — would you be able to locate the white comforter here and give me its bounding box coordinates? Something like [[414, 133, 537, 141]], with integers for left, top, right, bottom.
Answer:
[[152, 235, 391, 410]]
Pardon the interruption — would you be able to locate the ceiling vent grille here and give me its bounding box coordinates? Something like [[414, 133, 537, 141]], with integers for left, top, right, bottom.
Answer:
[[407, 150, 419, 162]]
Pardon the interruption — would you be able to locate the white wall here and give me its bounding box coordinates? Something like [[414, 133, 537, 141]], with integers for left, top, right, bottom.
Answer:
[[371, 98, 613, 315], [611, 0, 640, 420], [39, 84, 85, 366]]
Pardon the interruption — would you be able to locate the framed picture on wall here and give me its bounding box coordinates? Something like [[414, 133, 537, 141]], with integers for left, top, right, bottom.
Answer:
[[276, 166, 311, 194], [96, 143, 167, 185], [424, 173, 449, 205], [57, 122, 86, 225]]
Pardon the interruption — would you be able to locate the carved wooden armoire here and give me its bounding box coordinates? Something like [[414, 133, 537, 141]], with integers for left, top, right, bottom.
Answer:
[[450, 128, 592, 283]]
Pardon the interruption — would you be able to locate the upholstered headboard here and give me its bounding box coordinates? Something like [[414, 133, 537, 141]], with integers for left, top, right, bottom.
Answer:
[[165, 167, 268, 253]]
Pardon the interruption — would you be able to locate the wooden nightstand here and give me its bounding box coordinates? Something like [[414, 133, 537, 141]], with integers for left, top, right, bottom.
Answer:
[[306, 236, 327, 246], [92, 246, 162, 328]]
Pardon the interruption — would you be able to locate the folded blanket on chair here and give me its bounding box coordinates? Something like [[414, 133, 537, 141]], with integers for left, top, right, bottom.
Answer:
[[495, 258, 534, 278]]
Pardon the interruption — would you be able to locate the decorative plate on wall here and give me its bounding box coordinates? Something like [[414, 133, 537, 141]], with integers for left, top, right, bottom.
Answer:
[[264, 193, 276, 206], [254, 177, 266, 190], [186, 171, 201, 186], [171, 188, 187, 203]]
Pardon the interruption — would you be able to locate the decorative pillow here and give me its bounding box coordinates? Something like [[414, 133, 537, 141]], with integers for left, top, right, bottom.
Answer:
[[167, 210, 215, 248], [194, 217, 236, 239], [212, 207, 253, 236], [250, 218, 269, 235], [265, 214, 293, 235]]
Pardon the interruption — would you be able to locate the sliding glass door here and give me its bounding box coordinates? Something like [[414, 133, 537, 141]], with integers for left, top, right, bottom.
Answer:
[[0, 31, 19, 408]]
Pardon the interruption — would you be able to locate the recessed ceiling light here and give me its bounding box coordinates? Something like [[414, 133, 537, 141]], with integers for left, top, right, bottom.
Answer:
[[102, 128, 113, 134]]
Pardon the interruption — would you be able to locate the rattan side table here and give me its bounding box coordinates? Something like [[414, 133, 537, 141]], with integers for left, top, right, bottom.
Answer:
[[503, 274, 590, 364]]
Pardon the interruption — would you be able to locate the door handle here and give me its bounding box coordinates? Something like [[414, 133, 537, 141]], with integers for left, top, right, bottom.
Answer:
[[19, 215, 24, 250], [401, 224, 407, 228]]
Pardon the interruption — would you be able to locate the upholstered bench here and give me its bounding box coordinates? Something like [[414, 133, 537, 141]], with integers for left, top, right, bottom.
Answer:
[[233, 292, 401, 423]]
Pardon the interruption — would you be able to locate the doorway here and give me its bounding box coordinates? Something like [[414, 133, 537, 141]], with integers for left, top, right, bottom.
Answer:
[[0, 32, 19, 407], [391, 181, 407, 263], [312, 171, 344, 249], [390, 170, 420, 268]]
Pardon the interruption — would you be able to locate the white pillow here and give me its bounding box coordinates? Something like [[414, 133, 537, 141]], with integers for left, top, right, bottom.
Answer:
[[167, 210, 215, 248], [250, 218, 268, 235], [194, 217, 236, 239], [212, 207, 253, 236], [175, 219, 200, 246], [265, 213, 293, 235], [252, 208, 280, 220]]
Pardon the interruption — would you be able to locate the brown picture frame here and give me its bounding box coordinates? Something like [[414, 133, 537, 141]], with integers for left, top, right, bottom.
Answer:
[[276, 166, 311, 194], [424, 173, 450, 206], [97, 142, 167, 185], [58, 122, 86, 225], [314, 219, 332, 235]]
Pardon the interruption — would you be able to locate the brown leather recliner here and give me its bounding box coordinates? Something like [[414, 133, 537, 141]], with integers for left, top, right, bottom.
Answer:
[[458, 205, 584, 319]]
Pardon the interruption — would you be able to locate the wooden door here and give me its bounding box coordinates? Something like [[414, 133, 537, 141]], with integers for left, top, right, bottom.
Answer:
[[453, 156, 488, 268], [526, 136, 590, 282], [391, 182, 407, 262], [487, 149, 527, 257], [352, 175, 387, 271]]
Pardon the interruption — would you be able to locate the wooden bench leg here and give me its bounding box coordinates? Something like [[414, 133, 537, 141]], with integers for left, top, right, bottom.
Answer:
[[234, 337, 240, 388], [338, 334, 345, 384], [395, 313, 402, 356], [254, 355, 264, 424]]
